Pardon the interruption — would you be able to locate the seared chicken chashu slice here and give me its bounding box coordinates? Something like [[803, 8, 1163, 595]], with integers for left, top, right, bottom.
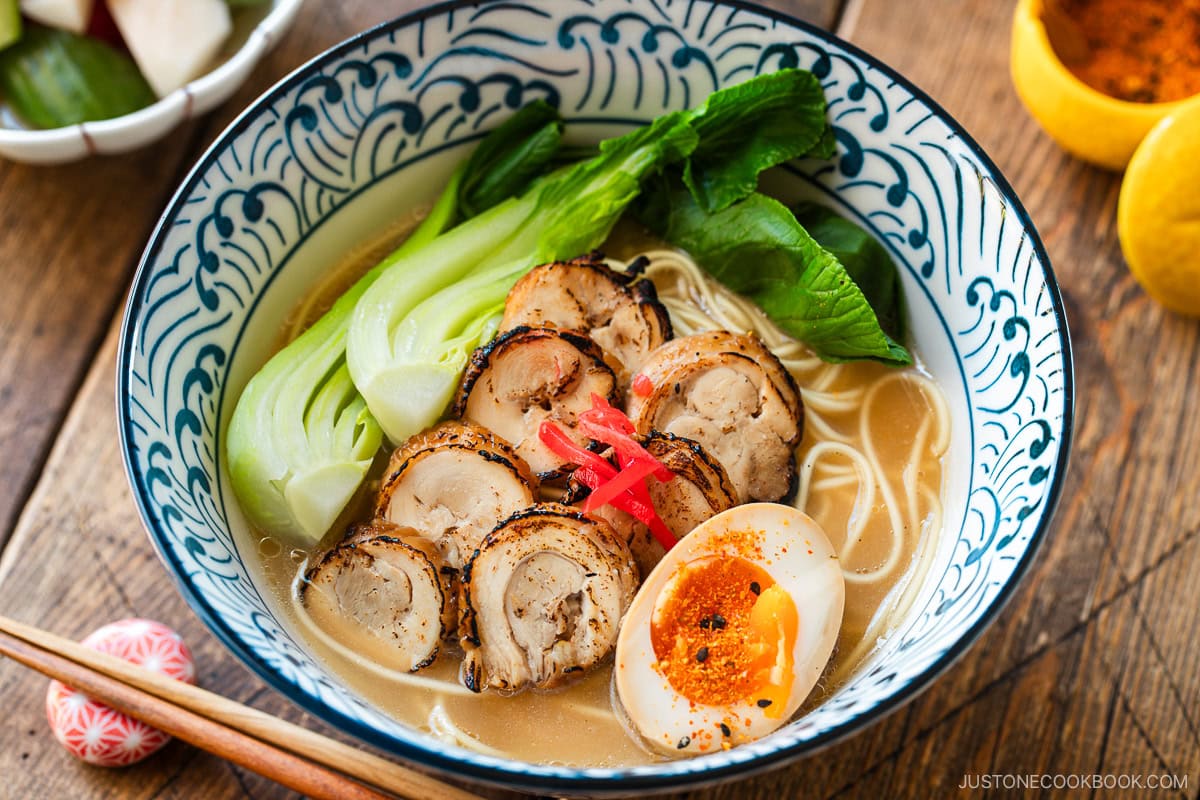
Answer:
[[576, 432, 739, 577], [302, 519, 453, 672], [626, 331, 803, 502], [376, 421, 537, 575], [454, 326, 619, 480], [459, 503, 637, 692], [499, 253, 672, 380]]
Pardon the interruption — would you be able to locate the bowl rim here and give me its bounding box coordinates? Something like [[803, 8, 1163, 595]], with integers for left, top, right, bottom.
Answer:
[[116, 0, 1075, 793], [0, 0, 307, 146]]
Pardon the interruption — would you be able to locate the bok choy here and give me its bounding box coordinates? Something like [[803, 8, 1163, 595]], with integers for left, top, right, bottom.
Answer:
[[627, 69, 910, 365], [346, 112, 699, 443], [227, 103, 565, 544], [345, 71, 841, 444], [636, 179, 912, 365]]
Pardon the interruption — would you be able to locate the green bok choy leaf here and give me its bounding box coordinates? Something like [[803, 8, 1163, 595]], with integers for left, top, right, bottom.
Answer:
[[626, 71, 910, 366], [683, 68, 832, 213], [793, 201, 908, 347], [638, 178, 912, 365]]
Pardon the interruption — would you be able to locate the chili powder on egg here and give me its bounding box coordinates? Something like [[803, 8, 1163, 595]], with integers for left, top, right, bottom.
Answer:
[[649, 556, 777, 707]]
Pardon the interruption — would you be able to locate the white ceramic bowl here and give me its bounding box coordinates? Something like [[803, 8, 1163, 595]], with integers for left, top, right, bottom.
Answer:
[[0, 0, 305, 164], [118, 1, 1073, 794]]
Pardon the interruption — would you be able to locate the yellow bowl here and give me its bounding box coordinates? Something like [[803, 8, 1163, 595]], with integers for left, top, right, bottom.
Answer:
[[1010, 0, 1192, 171]]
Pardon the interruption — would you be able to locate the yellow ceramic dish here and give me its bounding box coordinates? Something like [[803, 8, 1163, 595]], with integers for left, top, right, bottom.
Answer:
[[1010, 0, 1191, 170]]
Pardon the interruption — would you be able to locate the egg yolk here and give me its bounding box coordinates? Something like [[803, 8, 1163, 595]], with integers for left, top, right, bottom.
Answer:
[[649, 556, 799, 715]]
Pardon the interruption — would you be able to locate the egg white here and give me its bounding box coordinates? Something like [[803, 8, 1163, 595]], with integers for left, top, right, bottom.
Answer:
[[615, 503, 845, 755]]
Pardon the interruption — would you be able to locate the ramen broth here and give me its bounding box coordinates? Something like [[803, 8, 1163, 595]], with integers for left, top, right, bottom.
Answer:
[[241, 217, 949, 766]]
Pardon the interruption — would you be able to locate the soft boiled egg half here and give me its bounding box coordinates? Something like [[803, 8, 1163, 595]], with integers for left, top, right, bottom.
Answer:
[[615, 503, 844, 755]]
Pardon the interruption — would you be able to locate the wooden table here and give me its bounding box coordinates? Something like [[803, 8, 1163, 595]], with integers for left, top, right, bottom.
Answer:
[[1, 1, 1197, 797]]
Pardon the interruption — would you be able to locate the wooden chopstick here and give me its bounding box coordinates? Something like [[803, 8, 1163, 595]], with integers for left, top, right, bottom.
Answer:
[[0, 616, 483, 800], [0, 626, 389, 800]]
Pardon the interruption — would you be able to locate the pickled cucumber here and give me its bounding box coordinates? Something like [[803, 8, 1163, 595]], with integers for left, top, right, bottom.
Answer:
[[0, 25, 154, 129]]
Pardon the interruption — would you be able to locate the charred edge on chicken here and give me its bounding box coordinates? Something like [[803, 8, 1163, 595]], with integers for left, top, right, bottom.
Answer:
[[498, 254, 673, 376], [628, 274, 674, 342], [384, 420, 537, 484], [642, 431, 738, 501], [453, 325, 616, 416], [627, 332, 804, 502], [302, 522, 448, 672], [458, 503, 636, 692], [453, 325, 620, 481], [381, 443, 530, 495], [486, 502, 595, 531], [625, 254, 651, 277]]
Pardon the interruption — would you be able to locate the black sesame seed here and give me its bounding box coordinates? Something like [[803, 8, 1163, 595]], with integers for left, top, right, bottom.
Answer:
[[711, 613, 727, 629], [720, 723, 731, 737], [750, 581, 761, 595], [696, 646, 709, 663], [699, 617, 711, 629], [757, 699, 773, 708], [677, 736, 691, 749]]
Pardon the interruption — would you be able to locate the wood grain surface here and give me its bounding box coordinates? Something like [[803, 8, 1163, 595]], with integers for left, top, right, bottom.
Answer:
[[1, 1, 1197, 798]]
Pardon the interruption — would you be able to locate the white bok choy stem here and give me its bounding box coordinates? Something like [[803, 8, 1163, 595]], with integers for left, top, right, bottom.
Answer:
[[225, 172, 460, 545], [369, 258, 531, 436]]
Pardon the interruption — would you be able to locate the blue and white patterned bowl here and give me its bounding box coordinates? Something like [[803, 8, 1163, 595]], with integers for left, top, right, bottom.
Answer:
[[117, 1, 1073, 794]]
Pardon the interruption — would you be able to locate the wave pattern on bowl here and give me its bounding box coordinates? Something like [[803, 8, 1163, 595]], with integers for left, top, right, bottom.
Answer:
[[118, 0, 1071, 792]]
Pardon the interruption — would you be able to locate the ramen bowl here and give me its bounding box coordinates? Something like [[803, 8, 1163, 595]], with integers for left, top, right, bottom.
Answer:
[[117, 1, 1073, 794]]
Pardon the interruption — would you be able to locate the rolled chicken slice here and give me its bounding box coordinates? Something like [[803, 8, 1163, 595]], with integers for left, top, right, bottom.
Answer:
[[301, 519, 452, 672], [627, 332, 803, 502], [579, 432, 739, 576], [376, 421, 538, 572], [459, 503, 637, 692], [499, 253, 672, 379], [454, 326, 619, 480]]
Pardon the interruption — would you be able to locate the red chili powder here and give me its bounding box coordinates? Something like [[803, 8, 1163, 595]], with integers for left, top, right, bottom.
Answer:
[[1054, 0, 1200, 103], [650, 556, 776, 707]]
